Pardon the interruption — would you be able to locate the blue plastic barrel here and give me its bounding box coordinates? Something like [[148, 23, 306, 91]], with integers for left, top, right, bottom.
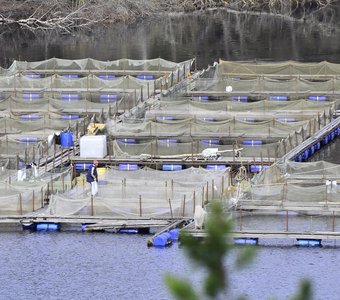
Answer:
[[100, 94, 117, 100], [250, 165, 269, 173], [19, 137, 38, 143], [153, 232, 172, 247], [206, 164, 227, 170], [24, 74, 42, 79], [21, 93, 42, 99], [308, 95, 327, 101], [330, 131, 335, 140], [119, 163, 138, 171], [74, 163, 92, 171], [301, 149, 309, 161], [276, 118, 295, 122], [322, 135, 329, 145], [159, 139, 178, 143], [61, 93, 79, 101], [162, 164, 183, 171], [62, 74, 79, 78], [231, 96, 248, 102], [269, 96, 287, 101], [136, 75, 154, 80], [297, 239, 322, 247], [234, 238, 258, 245], [62, 115, 79, 120], [157, 116, 173, 121], [193, 96, 209, 101], [315, 142, 321, 151], [169, 228, 179, 241], [295, 155, 302, 162], [98, 75, 116, 80], [36, 223, 60, 231], [200, 139, 220, 145], [309, 145, 315, 156], [60, 131, 73, 147], [243, 140, 262, 146], [116, 138, 136, 143], [20, 114, 41, 120]]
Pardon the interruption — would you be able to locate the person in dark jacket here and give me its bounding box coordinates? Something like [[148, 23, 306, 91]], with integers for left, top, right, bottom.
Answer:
[[86, 160, 99, 196]]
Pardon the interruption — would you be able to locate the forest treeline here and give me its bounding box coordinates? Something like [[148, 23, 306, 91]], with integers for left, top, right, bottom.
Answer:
[[0, 0, 337, 31]]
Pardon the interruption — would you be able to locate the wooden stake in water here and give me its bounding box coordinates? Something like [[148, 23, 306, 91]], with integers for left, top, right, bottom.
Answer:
[[19, 193, 23, 215], [193, 191, 196, 213], [32, 190, 35, 212]]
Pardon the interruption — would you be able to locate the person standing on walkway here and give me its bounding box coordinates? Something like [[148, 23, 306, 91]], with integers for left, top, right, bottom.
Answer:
[[87, 160, 99, 196]]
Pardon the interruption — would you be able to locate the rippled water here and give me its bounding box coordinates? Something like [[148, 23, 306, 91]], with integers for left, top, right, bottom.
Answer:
[[1, 9, 340, 300], [1, 231, 340, 300]]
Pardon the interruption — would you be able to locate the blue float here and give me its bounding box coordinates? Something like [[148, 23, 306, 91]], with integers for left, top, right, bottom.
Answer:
[[62, 115, 79, 120], [193, 96, 209, 101], [136, 75, 154, 80], [116, 138, 136, 143], [308, 95, 327, 101], [269, 96, 288, 101], [243, 140, 262, 146], [60, 131, 73, 147], [206, 164, 227, 170], [295, 155, 303, 162], [309, 145, 315, 156], [153, 232, 172, 247], [119, 163, 138, 171], [74, 163, 92, 171], [231, 96, 248, 102], [200, 139, 220, 145], [36, 223, 60, 232], [21, 93, 42, 99], [159, 139, 178, 143], [250, 165, 269, 173], [98, 75, 116, 80], [19, 137, 38, 143], [301, 149, 309, 161], [169, 228, 179, 241], [62, 74, 79, 78], [162, 164, 183, 171], [24, 74, 42, 78], [234, 238, 258, 245], [20, 114, 41, 120], [61, 93, 79, 101], [297, 239, 322, 247], [315, 142, 321, 151], [100, 94, 117, 100], [322, 135, 329, 145], [157, 116, 174, 121], [276, 118, 295, 122]]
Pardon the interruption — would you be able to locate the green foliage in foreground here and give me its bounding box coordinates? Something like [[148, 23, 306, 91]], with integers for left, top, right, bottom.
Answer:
[[165, 201, 312, 300]]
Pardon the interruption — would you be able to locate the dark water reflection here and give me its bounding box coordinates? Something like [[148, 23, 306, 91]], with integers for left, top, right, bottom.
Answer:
[[1, 10, 340, 69], [1, 10, 340, 300]]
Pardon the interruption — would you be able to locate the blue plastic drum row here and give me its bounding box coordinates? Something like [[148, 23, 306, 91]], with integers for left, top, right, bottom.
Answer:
[[294, 127, 339, 162]]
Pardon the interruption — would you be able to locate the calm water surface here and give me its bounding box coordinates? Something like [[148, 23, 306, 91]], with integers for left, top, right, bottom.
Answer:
[[1, 9, 340, 300]]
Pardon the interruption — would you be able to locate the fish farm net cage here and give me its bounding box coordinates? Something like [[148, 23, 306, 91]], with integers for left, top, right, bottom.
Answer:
[[48, 167, 230, 218]]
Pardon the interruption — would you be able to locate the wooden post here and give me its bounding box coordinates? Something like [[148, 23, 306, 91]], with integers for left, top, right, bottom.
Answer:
[[211, 179, 215, 200], [182, 195, 186, 217], [32, 190, 35, 212], [240, 209, 243, 231], [285, 210, 289, 232], [19, 193, 23, 215], [171, 179, 174, 200], [206, 181, 209, 202], [193, 191, 196, 213], [147, 82, 150, 99], [91, 195, 94, 216], [139, 195, 142, 217], [168, 198, 173, 218], [62, 173, 65, 193], [332, 211, 335, 232], [221, 176, 224, 194]]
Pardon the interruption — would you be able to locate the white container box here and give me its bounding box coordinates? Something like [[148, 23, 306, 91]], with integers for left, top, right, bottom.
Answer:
[[80, 135, 107, 158]]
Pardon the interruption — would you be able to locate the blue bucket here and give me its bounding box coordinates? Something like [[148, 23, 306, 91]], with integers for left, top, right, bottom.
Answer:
[[60, 131, 73, 147], [169, 228, 179, 241]]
